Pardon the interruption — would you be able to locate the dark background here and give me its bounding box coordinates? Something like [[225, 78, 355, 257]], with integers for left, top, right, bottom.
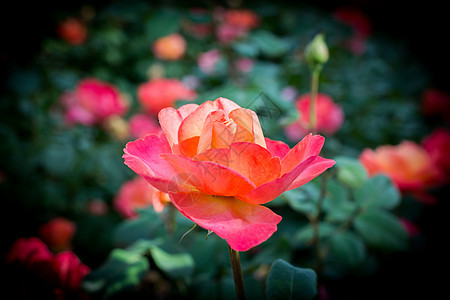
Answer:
[[1, 0, 448, 299]]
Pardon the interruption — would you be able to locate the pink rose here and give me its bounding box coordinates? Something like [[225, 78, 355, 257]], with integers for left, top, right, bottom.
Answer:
[[284, 93, 344, 141], [128, 113, 162, 139], [123, 97, 334, 251]]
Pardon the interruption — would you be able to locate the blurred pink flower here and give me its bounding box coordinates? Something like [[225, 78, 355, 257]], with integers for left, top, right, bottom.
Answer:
[[197, 49, 222, 74], [400, 218, 421, 237], [423, 128, 450, 184], [61, 78, 128, 126], [6, 237, 52, 269], [421, 88, 450, 122], [128, 113, 162, 139], [334, 7, 372, 55], [114, 176, 170, 217], [39, 217, 76, 253], [152, 33, 187, 61], [236, 57, 253, 73], [215, 8, 260, 44], [86, 199, 109, 216], [284, 93, 344, 141], [359, 141, 443, 203], [49, 251, 91, 299], [137, 78, 197, 115], [57, 17, 87, 45]]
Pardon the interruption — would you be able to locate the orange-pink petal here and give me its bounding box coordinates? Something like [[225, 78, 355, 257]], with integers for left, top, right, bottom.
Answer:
[[169, 191, 282, 251], [194, 142, 281, 187], [122, 134, 182, 193], [265, 138, 290, 159], [158, 103, 199, 151], [160, 153, 256, 196], [287, 156, 336, 190], [229, 108, 266, 148], [281, 134, 325, 174]]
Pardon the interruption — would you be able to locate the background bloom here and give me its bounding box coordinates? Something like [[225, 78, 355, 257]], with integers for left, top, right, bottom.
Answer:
[[423, 128, 450, 184], [38, 217, 77, 253], [61, 78, 128, 126], [123, 97, 334, 251], [359, 141, 443, 200], [421, 88, 450, 123], [152, 33, 187, 61], [137, 78, 197, 115], [114, 176, 170, 217], [284, 93, 344, 141], [6, 237, 53, 269], [128, 113, 162, 139], [57, 17, 87, 45]]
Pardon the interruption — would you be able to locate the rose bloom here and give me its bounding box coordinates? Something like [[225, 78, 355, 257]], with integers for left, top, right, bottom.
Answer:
[[61, 78, 128, 126], [421, 88, 450, 122], [39, 217, 76, 253], [128, 113, 162, 139], [359, 141, 443, 199], [423, 128, 450, 184], [137, 78, 197, 115], [49, 251, 90, 299], [284, 93, 344, 141], [123, 97, 335, 251], [152, 33, 187, 61], [114, 176, 170, 217], [57, 17, 87, 45], [224, 9, 260, 31], [198, 49, 222, 74], [333, 7, 372, 55], [6, 237, 53, 269]]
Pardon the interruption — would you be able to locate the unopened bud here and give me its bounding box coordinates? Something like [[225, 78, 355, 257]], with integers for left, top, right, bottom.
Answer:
[[305, 33, 329, 71]]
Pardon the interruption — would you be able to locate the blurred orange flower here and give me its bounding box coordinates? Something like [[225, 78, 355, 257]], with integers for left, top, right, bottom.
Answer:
[[137, 78, 197, 115], [359, 141, 443, 202], [152, 33, 187, 61]]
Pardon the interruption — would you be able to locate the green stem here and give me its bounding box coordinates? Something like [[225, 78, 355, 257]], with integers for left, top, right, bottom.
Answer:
[[309, 69, 320, 133], [228, 245, 246, 300], [312, 171, 328, 273]]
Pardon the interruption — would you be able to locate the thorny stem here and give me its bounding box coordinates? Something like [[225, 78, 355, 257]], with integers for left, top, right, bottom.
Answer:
[[309, 69, 320, 133], [228, 245, 246, 300]]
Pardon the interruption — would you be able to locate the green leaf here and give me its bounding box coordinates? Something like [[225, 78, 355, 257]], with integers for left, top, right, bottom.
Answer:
[[334, 156, 368, 188], [145, 9, 181, 41], [251, 30, 290, 58], [150, 246, 195, 279], [284, 183, 320, 216], [82, 248, 149, 298], [354, 209, 408, 251], [295, 223, 336, 246], [354, 175, 400, 209], [329, 232, 366, 268], [114, 209, 164, 247], [266, 259, 317, 300]]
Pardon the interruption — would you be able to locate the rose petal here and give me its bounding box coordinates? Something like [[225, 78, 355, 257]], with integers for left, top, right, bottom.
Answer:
[[194, 142, 281, 186], [158, 103, 199, 151], [229, 108, 266, 148], [160, 153, 256, 196], [169, 191, 282, 251], [265, 138, 290, 159], [287, 156, 336, 190], [197, 110, 236, 153], [178, 98, 241, 157], [241, 156, 317, 204], [123, 134, 182, 192], [281, 134, 325, 174]]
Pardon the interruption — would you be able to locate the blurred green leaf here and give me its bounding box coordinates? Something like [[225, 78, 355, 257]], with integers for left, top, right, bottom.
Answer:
[[114, 209, 165, 247], [329, 232, 366, 268], [251, 30, 290, 58], [150, 246, 195, 279], [354, 209, 408, 251], [266, 259, 317, 300], [354, 175, 400, 209], [145, 9, 181, 41], [334, 156, 368, 188], [83, 248, 149, 298]]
